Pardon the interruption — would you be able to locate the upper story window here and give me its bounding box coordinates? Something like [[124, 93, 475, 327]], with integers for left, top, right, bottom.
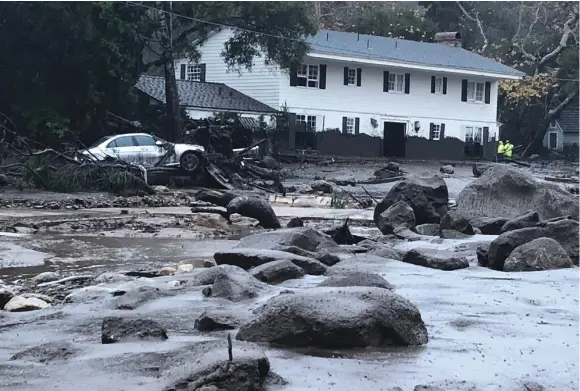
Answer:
[[347, 68, 356, 85], [297, 65, 319, 88], [187, 65, 202, 81], [388, 73, 405, 93], [434, 77, 443, 94], [467, 81, 485, 103]]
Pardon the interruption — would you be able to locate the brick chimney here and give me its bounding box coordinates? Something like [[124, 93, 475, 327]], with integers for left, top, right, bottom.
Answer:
[[434, 32, 462, 48]]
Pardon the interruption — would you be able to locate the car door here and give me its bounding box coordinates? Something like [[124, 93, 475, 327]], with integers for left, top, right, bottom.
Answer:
[[133, 134, 161, 166], [105, 135, 138, 163]]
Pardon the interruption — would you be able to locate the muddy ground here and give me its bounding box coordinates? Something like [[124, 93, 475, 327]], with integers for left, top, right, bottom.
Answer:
[[0, 161, 578, 391]]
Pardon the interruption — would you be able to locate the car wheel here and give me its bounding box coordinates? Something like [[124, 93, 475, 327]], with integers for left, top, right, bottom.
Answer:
[[179, 151, 202, 173]]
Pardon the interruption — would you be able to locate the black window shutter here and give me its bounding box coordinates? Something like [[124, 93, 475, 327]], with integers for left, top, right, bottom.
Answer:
[[443, 77, 448, 95], [180, 64, 186, 80], [484, 82, 491, 104], [440, 123, 445, 140], [383, 71, 389, 92], [199, 64, 206, 82], [289, 64, 297, 87], [342, 117, 347, 135], [429, 123, 435, 140], [356, 68, 362, 87], [319, 64, 327, 89], [404, 73, 411, 94], [430, 76, 436, 94], [355, 118, 360, 135], [343, 67, 349, 85], [461, 79, 468, 101]]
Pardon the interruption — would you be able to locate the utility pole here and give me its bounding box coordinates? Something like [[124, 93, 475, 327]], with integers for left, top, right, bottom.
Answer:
[[161, 0, 182, 142]]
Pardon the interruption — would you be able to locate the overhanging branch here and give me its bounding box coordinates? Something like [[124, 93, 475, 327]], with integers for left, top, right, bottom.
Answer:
[[456, 2, 488, 53]]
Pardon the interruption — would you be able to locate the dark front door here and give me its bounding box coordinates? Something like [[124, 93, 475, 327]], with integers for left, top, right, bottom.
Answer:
[[383, 122, 406, 157], [549, 133, 558, 149]]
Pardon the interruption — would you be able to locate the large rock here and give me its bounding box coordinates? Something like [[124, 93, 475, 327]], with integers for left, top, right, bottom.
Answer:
[[440, 210, 474, 235], [500, 210, 540, 233], [194, 309, 242, 331], [33, 272, 59, 284], [318, 272, 394, 290], [402, 249, 469, 271], [214, 248, 326, 275], [250, 260, 305, 284], [456, 165, 579, 221], [377, 201, 416, 235], [415, 224, 440, 236], [488, 218, 579, 270], [101, 317, 168, 344], [504, 238, 573, 272], [235, 227, 338, 253], [440, 164, 454, 175], [10, 341, 81, 363], [206, 269, 268, 302], [237, 287, 427, 348], [111, 284, 175, 310], [276, 245, 341, 266], [367, 245, 404, 260], [162, 345, 271, 391], [227, 195, 281, 229], [0, 287, 15, 308], [4, 296, 50, 312], [374, 174, 449, 227], [476, 243, 490, 267], [469, 217, 509, 235], [310, 180, 334, 193]]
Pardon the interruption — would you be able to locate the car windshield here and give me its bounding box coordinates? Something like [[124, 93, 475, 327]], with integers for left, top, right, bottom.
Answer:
[[90, 136, 113, 148]]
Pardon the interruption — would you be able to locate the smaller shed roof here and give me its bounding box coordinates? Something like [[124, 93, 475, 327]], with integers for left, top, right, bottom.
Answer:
[[557, 97, 579, 134], [136, 75, 278, 114]]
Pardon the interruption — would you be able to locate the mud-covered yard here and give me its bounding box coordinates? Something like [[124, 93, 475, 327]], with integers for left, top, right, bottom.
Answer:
[[0, 161, 578, 391]]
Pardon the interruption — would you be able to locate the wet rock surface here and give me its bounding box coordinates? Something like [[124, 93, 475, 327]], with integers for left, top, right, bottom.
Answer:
[[500, 210, 541, 233], [4, 296, 50, 312], [236, 287, 428, 348], [504, 237, 573, 272], [214, 248, 326, 275], [249, 259, 305, 284], [469, 216, 509, 235], [226, 195, 281, 229], [402, 249, 469, 271], [377, 201, 416, 234], [235, 227, 338, 253], [194, 309, 242, 331], [318, 272, 394, 290], [440, 210, 474, 235], [101, 316, 168, 344]]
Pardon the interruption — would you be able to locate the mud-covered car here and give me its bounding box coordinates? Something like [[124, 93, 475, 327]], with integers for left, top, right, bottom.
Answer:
[[77, 133, 206, 173]]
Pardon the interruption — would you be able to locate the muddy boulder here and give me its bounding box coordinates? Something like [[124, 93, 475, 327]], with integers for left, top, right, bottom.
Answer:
[[402, 249, 469, 271], [440, 210, 474, 235], [101, 316, 168, 344], [0, 287, 15, 308], [318, 272, 394, 290], [33, 272, 59, 284], [469, 217, 509, 235], [415, 223, 440, 236], [503, 237, 573, 272], [487, 218, 579, 270], [194, 309, 242, 331], [250, 260, 305, 284], [4, 296, 50, 312], [286, 217, 304, 228], [439, 164, 454, 175], [162, 345, 272, 391], [374, 174, 448, 227], [476, 243, 490, 267], [235, 227, 338, 253], [377, 201, 416, 235], [111, 284, 175, 310], [456, 165, 579, 221], [310, 180, 334, 193], [237, 287, 427, 348], [227, 195, 281, 229], [500, 210, 540, 233], [205, 269, 268, 302], [10, 341, 81, 363], [214, 248, 326, 275]]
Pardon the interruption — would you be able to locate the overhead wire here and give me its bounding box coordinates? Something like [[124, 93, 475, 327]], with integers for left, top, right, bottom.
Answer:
[[125, 1, 579, 82]]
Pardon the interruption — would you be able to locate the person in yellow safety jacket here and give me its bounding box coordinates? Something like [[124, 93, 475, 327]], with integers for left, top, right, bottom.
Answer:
[[496, 140, 505, 161], [504, 140, 514, 159]]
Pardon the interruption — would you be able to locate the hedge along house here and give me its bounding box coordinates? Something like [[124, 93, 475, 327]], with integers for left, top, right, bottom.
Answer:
[[173, 29, 524, 160]]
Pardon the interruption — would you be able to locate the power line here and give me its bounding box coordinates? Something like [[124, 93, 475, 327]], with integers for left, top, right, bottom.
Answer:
[[125, 1, 580, 82]]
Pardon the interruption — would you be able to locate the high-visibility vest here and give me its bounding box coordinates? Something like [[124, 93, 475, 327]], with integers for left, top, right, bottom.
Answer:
[[497, 143, 505, 153], [504, 143, 513, 157]]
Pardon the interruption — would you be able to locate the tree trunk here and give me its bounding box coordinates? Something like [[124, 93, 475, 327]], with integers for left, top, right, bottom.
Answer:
[[522, 90, 579, 156], [160, 2, 182, 142]]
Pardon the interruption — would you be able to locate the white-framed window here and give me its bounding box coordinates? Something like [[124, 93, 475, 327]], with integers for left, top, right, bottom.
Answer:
[[434, 77, 443, 94], [467, 81, 485, 103], [297, 64, 319, 88], [347, 68, 356, 85], [388, 73, 405, 93], [296, 115, 317, 130], [432, 124, 441, 140], [186, 64, 202, 81], [345, 117, 355, 134], [465, 126, 483, 143], [549, 120, 557, 128]]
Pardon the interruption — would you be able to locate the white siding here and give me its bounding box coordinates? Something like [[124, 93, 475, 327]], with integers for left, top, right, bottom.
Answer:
[[174, 30, 281, 109], [278, 58, 499, 140], [542, 123, 565, 151]]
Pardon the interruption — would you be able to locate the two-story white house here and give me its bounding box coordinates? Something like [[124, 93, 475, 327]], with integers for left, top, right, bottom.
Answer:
[[174, 29, 524, 160]]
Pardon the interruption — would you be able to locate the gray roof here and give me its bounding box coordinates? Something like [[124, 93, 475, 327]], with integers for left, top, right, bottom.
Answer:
[[135, 75, 278, 114], [307, 30, 525, 77], [556, 98, 579, 134]]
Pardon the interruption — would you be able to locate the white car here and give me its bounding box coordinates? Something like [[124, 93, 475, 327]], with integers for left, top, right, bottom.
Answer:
[[78, 133, 206, 172]]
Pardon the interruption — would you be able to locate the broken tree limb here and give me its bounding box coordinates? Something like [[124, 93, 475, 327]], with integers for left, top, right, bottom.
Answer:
[[235, 138, 266, 156], [357, 176, 405, 185], [361, 185, 379, 204]]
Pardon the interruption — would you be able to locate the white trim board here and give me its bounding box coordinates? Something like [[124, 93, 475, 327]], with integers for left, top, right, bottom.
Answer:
[[307, 52, 523, 80]]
